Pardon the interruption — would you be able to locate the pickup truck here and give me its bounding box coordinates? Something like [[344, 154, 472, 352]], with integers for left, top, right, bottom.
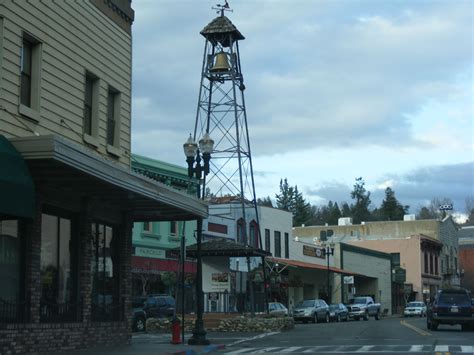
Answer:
[[347, 296, 381, 321]]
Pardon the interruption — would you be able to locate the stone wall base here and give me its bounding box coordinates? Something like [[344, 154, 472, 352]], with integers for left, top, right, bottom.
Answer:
[[146, 315, 294, 333], [0, 322, 130, 354]]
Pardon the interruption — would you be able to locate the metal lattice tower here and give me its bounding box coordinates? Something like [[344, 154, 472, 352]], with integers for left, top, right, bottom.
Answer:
[[192, 6, 261, 247]]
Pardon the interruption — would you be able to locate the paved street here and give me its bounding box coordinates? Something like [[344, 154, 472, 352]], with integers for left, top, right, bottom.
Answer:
[[56, 317, 474, 355], [218, 317, 474, 354]]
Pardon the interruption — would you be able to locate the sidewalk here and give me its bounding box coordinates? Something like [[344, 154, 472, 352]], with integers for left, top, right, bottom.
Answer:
[[55, 333, 228, 355]]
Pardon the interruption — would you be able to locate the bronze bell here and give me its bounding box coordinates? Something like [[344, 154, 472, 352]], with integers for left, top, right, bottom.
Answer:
[[210, 52, 230, 72]]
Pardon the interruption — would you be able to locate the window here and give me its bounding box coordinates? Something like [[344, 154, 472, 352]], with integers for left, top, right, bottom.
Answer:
[[83, 73, 99, 146], [434, 255, 438, 275], [170, 221, 181, 236], [106, 87, 121, 152], [236, 218, 245, 244], [40, 212, 78, 322], [208, 222, 227, 234], [284, 232, 289, 259], [249, 220, 258, 248], [91, 222, 120, 321], [106, 89, 116, 145], [20, 33, 41, 121], [0, 219, 26, 323], [274, 231, 281, 258], [429, 253, 433, 275], [424, 252, 429, 274], [143, 221, 152, 233], [84, 75, 94, 135], [265, 229, 270, 252], [20, 38, 32, 106]]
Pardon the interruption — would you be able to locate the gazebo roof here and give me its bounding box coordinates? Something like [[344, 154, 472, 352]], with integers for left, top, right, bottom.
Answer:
[[184, 237, 270, 258]]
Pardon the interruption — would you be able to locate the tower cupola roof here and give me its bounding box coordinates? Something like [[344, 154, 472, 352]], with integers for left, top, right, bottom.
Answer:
[[200, 15, 244, 46]]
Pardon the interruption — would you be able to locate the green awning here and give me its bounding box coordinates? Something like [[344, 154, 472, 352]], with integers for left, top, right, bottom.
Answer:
[[0, 135, 35, 218]]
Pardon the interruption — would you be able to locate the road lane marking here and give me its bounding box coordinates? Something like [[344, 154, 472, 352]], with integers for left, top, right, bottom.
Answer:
[[409, 345, 424, 351], [435, 345, 449, 352], [461, 346, 474, 353], [280, 347, 302, 352], [356, 345, 374, 352], [225, 348, 256, 354], [254, 347, 283, 353], [228, 332, 280, 347], [400, 319, 431, 336]]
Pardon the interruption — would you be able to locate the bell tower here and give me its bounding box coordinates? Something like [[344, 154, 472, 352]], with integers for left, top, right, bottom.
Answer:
[[192, 3, 261, 248]]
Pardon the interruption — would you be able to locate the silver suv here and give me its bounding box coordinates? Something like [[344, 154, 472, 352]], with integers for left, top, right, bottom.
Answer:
[[293, 299, 329, 323]]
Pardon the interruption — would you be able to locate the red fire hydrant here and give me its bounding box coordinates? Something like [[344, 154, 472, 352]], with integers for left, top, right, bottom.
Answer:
[[171, 318, 181, 344]]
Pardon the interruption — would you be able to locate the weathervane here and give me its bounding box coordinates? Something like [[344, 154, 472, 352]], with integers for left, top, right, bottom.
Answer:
[[212, 1, 232, 16]]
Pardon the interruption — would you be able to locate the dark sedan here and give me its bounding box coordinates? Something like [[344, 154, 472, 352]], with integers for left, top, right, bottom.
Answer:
[[328, 303, 349, 322]]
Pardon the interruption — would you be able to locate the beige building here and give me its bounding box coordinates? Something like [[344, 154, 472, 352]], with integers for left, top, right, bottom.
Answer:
[[294, 216, 459, 311]]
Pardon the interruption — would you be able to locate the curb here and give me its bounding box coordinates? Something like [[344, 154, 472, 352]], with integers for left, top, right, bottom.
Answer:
[[166, 344, 226, 355]]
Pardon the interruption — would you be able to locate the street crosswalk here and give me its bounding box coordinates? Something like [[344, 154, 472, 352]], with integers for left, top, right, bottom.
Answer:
[[224, 344, 474, 354]]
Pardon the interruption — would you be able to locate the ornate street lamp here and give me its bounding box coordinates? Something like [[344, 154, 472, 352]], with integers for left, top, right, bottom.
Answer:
[[322, 241, 335, 304], [183, 132, 214, 346]]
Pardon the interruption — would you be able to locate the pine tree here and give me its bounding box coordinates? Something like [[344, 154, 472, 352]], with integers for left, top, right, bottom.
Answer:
[[275, 178, 295, 212], [293, 185, 311, 227], [380, 187, 408, 220], [350, 177, 372, 224], [340, 202, 352, 218], [257, 196, 274, 207]]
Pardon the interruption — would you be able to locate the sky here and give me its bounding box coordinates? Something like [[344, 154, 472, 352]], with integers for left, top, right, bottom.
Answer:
[[130, 0, 473, 220]]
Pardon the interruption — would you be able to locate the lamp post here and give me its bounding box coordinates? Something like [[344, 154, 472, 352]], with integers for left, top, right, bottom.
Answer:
[[183, 132, 213, 346], [322, 241, 335, 304]]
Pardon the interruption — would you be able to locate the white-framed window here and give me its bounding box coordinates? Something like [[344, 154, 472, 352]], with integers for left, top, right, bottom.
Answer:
[[143, 221, 152, 233], [106, 86, 121, 156], [170, 221, 179, 236], [83, 72, 100, 147], [19, 32, 41, 121]]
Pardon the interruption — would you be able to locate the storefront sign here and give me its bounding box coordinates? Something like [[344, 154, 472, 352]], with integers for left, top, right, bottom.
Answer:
[[210, 272, 229, 292], [343, 276, 354, 284], [135, 247, 165, 259], [303, 245, 325, 259]]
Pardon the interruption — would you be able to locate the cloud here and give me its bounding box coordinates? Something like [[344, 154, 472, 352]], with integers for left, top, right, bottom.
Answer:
[[374, 162, 474, 212], [130, 1, 473, 215]]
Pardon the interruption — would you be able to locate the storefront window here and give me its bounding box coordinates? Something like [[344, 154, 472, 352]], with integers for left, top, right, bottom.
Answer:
[[0, 220, 24, 322], [91, 222, 120, 321], [40, 212, 77, 322]]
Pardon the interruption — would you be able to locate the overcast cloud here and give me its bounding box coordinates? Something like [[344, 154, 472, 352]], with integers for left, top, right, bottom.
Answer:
[[131, 0, 473, 218]]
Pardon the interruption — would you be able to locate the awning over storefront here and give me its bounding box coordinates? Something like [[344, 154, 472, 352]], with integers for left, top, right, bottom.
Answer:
[[0, 135, 35, 218], [266, 257, 364, 276], [132, 255, 196, 274], [10, 135, 207, 221]]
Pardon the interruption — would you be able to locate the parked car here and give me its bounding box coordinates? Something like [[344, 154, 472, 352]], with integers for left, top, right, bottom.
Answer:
[[132, 296, 147, 332], [268, 302, 289, 316], [427, 288, 474, 331], [144, 294, 176, 318], [328, 303, 349, 322], [293, 299, 329, 323], [404, 301, 427, 317], [347, 296, 381, 321]]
